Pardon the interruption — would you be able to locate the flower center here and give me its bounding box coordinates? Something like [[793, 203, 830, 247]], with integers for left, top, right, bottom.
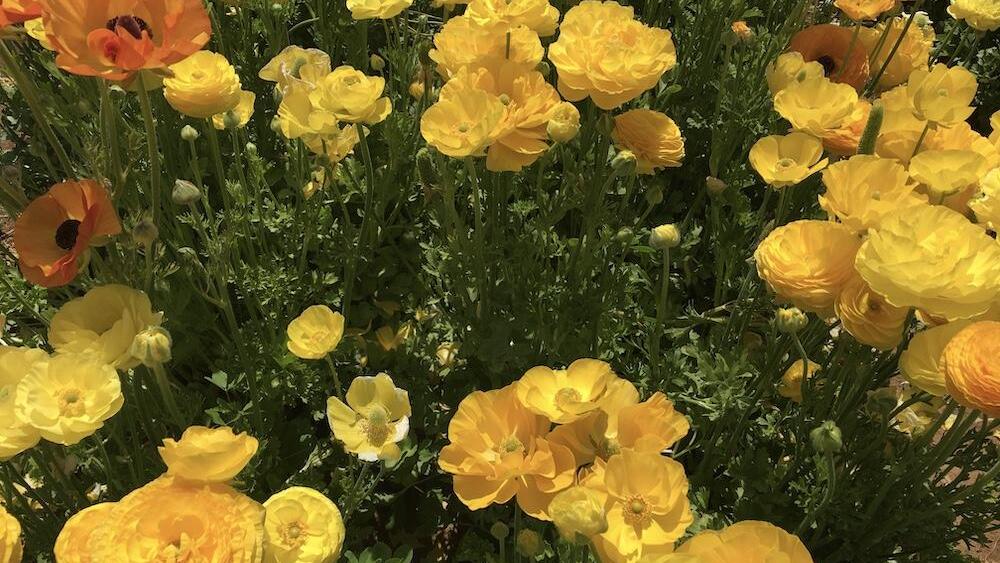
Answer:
[[597, 436, 621, 459], [361, 405, 391, 446], [500, 435, 523, 454], [280, 521, 307, 548], [555, 387, 582, 408], [106, 15, 152, 40], [816, 55, 837, 76], [58, 388, 85, 417], [775, 158, 796, 170], [456, 123, 471, 134], [55, 219, 81, 251], [622, 495, 651, 525], [343, 75, 360, 86]]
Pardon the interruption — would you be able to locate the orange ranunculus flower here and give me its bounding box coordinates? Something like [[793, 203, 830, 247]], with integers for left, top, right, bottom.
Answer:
[[0, 0, 41, 27], [13, 180, 121, 287], [41, 0, 211, 82], [942, 321, 1000, 417], [788, 24, 870, 91]]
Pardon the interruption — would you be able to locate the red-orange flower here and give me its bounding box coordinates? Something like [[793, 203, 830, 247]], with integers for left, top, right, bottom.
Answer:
[[788, 25, 870, 91], [13, 180, 121, 287], [41, 0, 211, 81], [0, 0, 42, 27]]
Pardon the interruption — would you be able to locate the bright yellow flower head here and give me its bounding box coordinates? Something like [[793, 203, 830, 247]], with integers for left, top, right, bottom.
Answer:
[[421, 69, 506, 158], [835, 275, 909, 350], [481, 69, 562, 172], [820, 99, 871, 157], [158, 426, 259, 484], [327, 373, 411, 463], [774, 76, 861, 137], [438, 384, 575, 520], [835, 0, 899, 20], [859, 16, 934, 90], [286, 305, 345, 360], [465, 0, 559, 36], [263, 487, 345, 563], [546, 378, 639, 464], [259, 46, 331, 93], [547, 102, 581, 143], [855, 204, 1000, 320], [754, 220, 861, 316], [749, 132, 828, 188], [765, 52, 824, 97], [549, 485, 608, 542], [949, 0, 1000, 31], [674, 521, 813, 563], [346, 0, 412, 19], [615, 392, 689, 453], [49, 284, 164, 370], [0, 504, 21, 563], [516, 358, 619, 424], [213, 90, 256, 130], [280, 66, 391, 130], [818, 155, 924, 233], [429, 16, 543, 80], [907, 64, 977, 127], [14, 353, 122, 446], [779, 359, 820, 403], [971, 168, 1000, 230], [548, 1, 676, 109], [55, 502, 115, 562], [163, 51, 242, 119], [900, 320, 973, 396], [303, 125, 360, 166], [0, 346, 47, 460], [942, 321, 1000, 416], [85, 476, 265, 561], [908, 150, 989, 200], [875, 85, 928, 163], [583, 451, 693, 561], [612, 109, 685, 175]]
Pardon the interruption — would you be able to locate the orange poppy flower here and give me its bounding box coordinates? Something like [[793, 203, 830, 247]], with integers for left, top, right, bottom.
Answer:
[[0, 0, 42, 26], [789, 24, 870, 91], [13, 180, 121, 287], [40, 0, 211, 81]]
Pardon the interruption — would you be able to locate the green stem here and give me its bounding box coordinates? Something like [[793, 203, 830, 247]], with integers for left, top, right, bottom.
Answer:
[[324, 354, 346, 403], [795, 450, 837, 536], [151, 364, 184, 428], [910, 121, 931, 159], [864, 2, 923, 96], [464, 158, 488, 317], [135, 72, 163, 226], [650, 249, 671, 379]]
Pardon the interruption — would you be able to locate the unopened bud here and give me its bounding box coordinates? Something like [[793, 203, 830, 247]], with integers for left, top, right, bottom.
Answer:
[[369, 54, 386, 71], [537, 61, 551, 78], [490, 522, 509, 541], [222, 111, 241, 130], [549, 486, 607, 544], [416, 147, 438, 188], [180, 125, 199, 142], [649, 224, 680, 250], [129, 326, 172, 367], [515, 529, 543, 558], [614, 227, 633, 243], [436, 342, 459, 367], [611, 150, 637, 175], [131, 217, 159, 247], [245, 142, 258, 157], [810, 420, 843, 454], [775, 307, 808, 334], [172, 180, 202, 205], [270, 116, 283, 134], [706, 175, 727, 195], [645, 185, 663, 205]]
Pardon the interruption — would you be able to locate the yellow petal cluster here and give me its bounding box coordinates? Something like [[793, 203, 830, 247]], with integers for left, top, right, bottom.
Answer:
[[942, 321, 1000, 417], [516, 358, 618, 424], [164, 51, 243, 119], [465, 0, 560, 36], [818, 155, 923, 233], [900, 320, 973, 396], [749, 132, 827, 188], [327, 373, 411, 462], [420, 68, 506, 158], [346, 0, 412, 19], [0, 346, 46, 460], [548, 1, 676, 109], [908, 149, 989, 200], [835, 275, 909, 350], [54, 502, 115, 561], [259, 46, 331, 93], [549, 485, 608, 542], [547, 101, 581, 143], [765, 52, 824, 97], [213, 90, 256, 130], [949, 0, 1000, 31], [971, 168, 1000, 230], [779, 359, 820, 403], [286, 305, 345, 360], [612, 109, 685, 175], [159, 426, 259, 483], [774, 77, 861, 137], [859, 16, 934, 90], [281, 65, 391, 127], [429, 16, 543, 80], [907, 64, 977, 127], [834, 0, 899, 20], [673, 520, 813, 563], [483, 69, 562, 172], [0, 505, 21, 563], [263, 487, 345, 563], [546, 379, 641, 464]]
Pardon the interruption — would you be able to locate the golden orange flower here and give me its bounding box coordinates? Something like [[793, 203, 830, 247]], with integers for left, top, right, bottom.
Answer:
[[821, 100, 870, 156], [835, 275, 909, 350], [0, 0, 41, 27], [788, 24, 870, 90], [942, 321, 1000, 417], [612, 109, 685, 174], [41, 0, 212, 81], [834, 0, 899, 21], [13, 180, 121, 287]]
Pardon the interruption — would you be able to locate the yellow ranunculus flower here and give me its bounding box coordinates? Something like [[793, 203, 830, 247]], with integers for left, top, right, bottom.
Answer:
[[949, 0, 1000, 31], [754, 220, 861, 316], [24, 17, 52, 50], [547, 102, 581, 143], [213, 90, 256, 130], [858, 16, 934, 90], [547, 378, 639, 464], [908, 149, 989, 200], [466, 0, 559, 36], [346, 0, 412, 19], [907, 64, 977, 127], [263, 487, 345, 563], [54, 502, 115, 562], [942, 321, 1000, 417], [49, 284, 164, 370], [614, 392, 690, 453], [612, 109, 685, 175], [85, 476, 265, 561], [923, 122, 1000, 179], [971, 168, 1000, 230], [421, 69, 506, 158], [818, 155, 924, 233], [327, 373, 411, 462], [0, 505, 21, 563], [516, 358, 618, 424], [429, 16, 543, 80], [549, 486, 608, 542], [874, 85, 928, 164], [482, 70, 561, 172], [304, 124, 360, 166], [855, 204, 1000, 320], [765, 52, 824, 97], [900, 320, 973, 396], [281, 66, 391, 129], [158, 426, 259, 483], [0, 346, 46, 460], [259, 46, 331, 93], [835, 275, 909, 350], [164, 51, 242, 119], [438, 384, 575, 519], [748, 132, 828, 188], [674, 521, 813, 563], [583, 451, 692, 561], [834, 0, 899, 20], [820, 99, 870, 157], [774, 76, 861, 137], [779, 359, 820, 403], [548, 1, 676, 109], [286, 305, 345, 360], [14, 353, 122, 446], [890, 387, 946, 437]]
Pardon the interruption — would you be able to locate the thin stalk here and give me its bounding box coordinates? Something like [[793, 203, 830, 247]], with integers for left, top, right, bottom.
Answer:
[[324, 354, 346, 403], [650, 249, 671, 379], [151, 364, 184, 428], [135, 72, 163, 225]]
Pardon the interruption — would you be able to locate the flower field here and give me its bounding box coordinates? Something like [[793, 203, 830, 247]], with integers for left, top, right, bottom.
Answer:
[[0, 0, 999, 561]]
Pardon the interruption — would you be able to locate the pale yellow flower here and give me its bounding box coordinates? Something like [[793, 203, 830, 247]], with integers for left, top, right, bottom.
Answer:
[[346, 0, 412, 19], [547, 102, 581, 143], [327, 373, 410, 462], [259, 46, 331, 93], [164, 51, 242, 119], [674, 521, 813, 563], [900, 320, 973, 396], [907, 64, 977, 127], [859, 16, 934, 90], [286, 305, 345, 360], [908, 150, 989, 200], [0, 346, 47, 460], [774, 76, 861, 137], [612, 109, 685, 174], [749, 132, 828, 188], [779, 359, 820, 403], [818, 155, 924, 233], [465, 0, 559, 36], [54, 502, 116, 562], [835, 275, 909, 350], [158, 426, 259, 483], [549, 486, 608, 542], [420, 68, 506, 158], [949, 0, 1000, 31], [515, 358, 618, 424], [263, 487, 345, 563], [429, 16, 543, 80], [24, 17, 53, 49], [765, 52, 824, 97], [212, 90, 256, 130]]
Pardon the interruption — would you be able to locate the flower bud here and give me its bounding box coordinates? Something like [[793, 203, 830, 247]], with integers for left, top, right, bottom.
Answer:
[[649, 224, 681, 250], [490, 522, 509, 541], [536, 61, 551, 78], [645, 185, 663, 205], [416, 147, 439, 188], [172, 179, 202, 205], [547, 101, 581, 143], [549, 486, 607, 544], [611, 150, 638, 175], [436, 342, 459, 367], [775, 307, 808, 334], [270, 116, 283, 134], [731, 20, 753, 41], [132, 217, 159, 247], [706, 175, 727, 195], [810, 420, 843, 454], [180, 125, 200, 142], [369, 54, 386, 71], [409, 80, 426, 100], [857, 102, 884, 156], [222, 111, 241, 130], [515, 530, 543, 558], [614, 227, 633, 243], [130, 326, 172, 367], [913, 11, 931, 28]]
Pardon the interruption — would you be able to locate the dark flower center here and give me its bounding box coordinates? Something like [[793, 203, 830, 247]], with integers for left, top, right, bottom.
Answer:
[[106, 15, 152, 40], [55, 219, 81, 250], [816, 55, 837, 76]]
